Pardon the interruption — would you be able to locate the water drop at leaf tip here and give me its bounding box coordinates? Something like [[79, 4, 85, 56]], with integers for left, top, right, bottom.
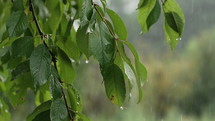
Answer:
[[85, 60, 89, 63], [176, 38, 182, 41], [71, 59, 75, 63]]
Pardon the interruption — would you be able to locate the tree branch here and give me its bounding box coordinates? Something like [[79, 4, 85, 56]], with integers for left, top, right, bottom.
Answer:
[[29, 0, 73, 120]]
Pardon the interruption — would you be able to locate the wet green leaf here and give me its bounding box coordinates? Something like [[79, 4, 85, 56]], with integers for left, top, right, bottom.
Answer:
[[30, 44, 52, 87], [6, 11, 28, 38]]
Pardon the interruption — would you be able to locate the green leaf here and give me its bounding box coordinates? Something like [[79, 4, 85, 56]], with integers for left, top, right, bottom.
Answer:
[[11, 36, 34, 58], [138, 0, 160, 34], [66, 85, 82, 113], [163, 0, 185, 50], [27, 100, 52, 121], [76, 25, 91, 58], [30, 44, 52, 87], [101, 64, 126, 106], [12, 0, 24, 11], [123, 62, 136, 86], [42, 0, 63, 34], [49, 67, 62, 100], [123, 41, 147, 103], [146, 0, 161, 29], [89, 22, 115, 66], [32, 110, 51, 121], [106, 8, 128, 40], [135, 60, 147, 83], [56, 40, 80, 62], [50, 98, 68, 121], [58, 49, 76, 84], [123, 41, 139, 60], [80, 0, 93, 27], [11, 60, 30, 80], [1, 49, 11, 65], [6, 11, 28, 38]]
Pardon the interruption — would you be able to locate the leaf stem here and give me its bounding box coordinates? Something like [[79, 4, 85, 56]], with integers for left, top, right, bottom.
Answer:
[[29, 0, 73, 120], [92, 2, 123, 60]]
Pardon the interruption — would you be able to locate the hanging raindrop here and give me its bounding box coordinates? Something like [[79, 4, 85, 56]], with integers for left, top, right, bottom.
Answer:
[[71, 59, 75, 63], [176, 38, 182, 41], [120, 106, 124, 110], [85, 60, 89, 64]]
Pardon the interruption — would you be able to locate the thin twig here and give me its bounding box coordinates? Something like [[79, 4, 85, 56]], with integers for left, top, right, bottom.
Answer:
[[93, 4, 116, 38], [29, 0, 73, 120]]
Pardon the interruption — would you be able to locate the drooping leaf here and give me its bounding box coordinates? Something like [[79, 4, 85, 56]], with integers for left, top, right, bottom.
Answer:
[[76, 25, 91, 58], [89, 22, 115, 66], [135, 60, 147, 83], [30, 44, 52, 87], [42, 0, 63, 34], [106, 8, 128, 40], [163, 0, 185, 50], [56, 39, 80, 62], [138, 0, 160, 34], [6, 11, 28, 38], [101, 64, 126, 106], [146, 0, 161, 29], [123, 41, 147, 103], [27, 100, 52, 121], [50, 98, 68, 121], [11, 36, 34, 58], [66, 85, 82, 113], [123, 62, 136, 86], [58, 49, 76, 84], [32, 110, 51, 121]]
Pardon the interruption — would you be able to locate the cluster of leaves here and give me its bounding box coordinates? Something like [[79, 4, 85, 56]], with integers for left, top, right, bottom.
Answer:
[[138, 0, 185, 50], [0, 0, 184, 121]]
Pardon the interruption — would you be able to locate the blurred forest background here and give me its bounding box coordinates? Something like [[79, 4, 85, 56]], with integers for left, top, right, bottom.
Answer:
[[7, 0, 215, 120]]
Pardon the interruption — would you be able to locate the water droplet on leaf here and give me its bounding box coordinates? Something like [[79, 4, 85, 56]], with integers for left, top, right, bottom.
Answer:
[[71, 59, 75, 63]]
